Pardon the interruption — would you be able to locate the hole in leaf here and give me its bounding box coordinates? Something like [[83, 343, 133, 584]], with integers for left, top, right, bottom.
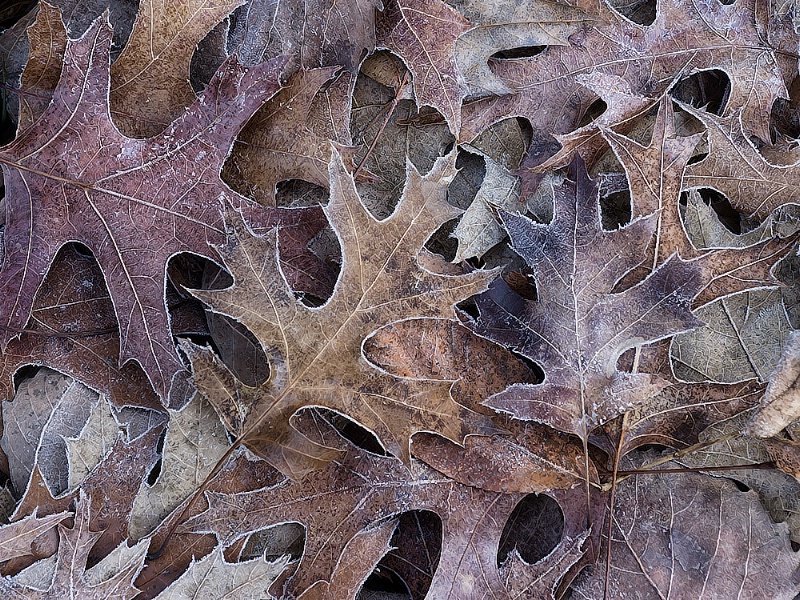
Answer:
[[275, 179, 330, 208], [503, 271, 537, 301], [792, 540, 800, 552], [358, 567, 411, 599], [490, 46, 547, 60], [578, 98, 608, 128], [425, 218, 459, 262], [600, 187, 632, 230], [498, 494, 565, 566], [608, 0, 656, 25], [731, 479, 751, 493], [771, 77, 800, 141], [146, 428, 168, 486], [671, 69, 731, 116], [361, 511, 442, 600], [12, 365, 41, 392], [310, 408, 388, 456], [718, 0, 735, 5], [680, 189, 743, 234]]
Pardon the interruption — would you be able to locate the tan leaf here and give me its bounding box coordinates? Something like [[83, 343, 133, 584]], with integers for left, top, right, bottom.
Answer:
[[192, 148, 497, 478]]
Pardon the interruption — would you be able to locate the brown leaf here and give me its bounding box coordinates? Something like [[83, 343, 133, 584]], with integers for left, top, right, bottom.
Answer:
[[0, 245, 161, 413], [222, 67, 357, 207], [192, 149, 497, 477], [296, 519, 397, 600], [109, 0, 243, 137], [461, 0, 785, 145], [183, 415, 596, 599], [604, 99, 797, 307], [570, 460, 800, 599], [226, 0, 382, 74], [378, 0, 471, 136], [0, 510, 69, 562], [0, 492, 146, 599]]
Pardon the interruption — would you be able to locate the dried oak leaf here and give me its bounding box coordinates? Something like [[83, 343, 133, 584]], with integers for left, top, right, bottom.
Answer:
[[0, 510, 69, 562], [296, 519, 397, 600], [603, 99, 798, 305], [0, 245, 161, 413], [363, 318, 591, 492], [226, 0, 382, 74], [570, 459, 800, 599], [682, 105, 800, 221], [222, 67, 359, 207], [0, 0, 136, 126], [461, 0, 786, 145], [0, 12, 323, 401], [377, 0, 471, 136], [152, 545, 289, 600], [750, 329, 800, 436], [190, 149, 497, 478], [183, 416, 595, 599], [464, 156, 705, 438], [109, 0, 242, 137], [451, 0, 593, 97], [0, 492, 147, 599]]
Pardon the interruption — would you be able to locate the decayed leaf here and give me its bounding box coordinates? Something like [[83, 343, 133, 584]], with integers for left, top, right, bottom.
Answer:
[[222, 67, 357, 207], [153, 545, 289, 600], [11, 425, 162, 573], [570, 461, 800, 599], [602, 339, 765, 457], [2, 368, 99, 497], [109, 0, 243, 137], [678, 411, 800, 544], [683, 106, 800, 221], [128, 392, 230, 540], [0, 511, 69, 562], [378, 0, 471, 136], [296, 519, 397, 600], [64, 395, 124, 490], [461, 0, 786, 145], [226, 0, 382, 74], [183, 416, 595, 599], [451, 0, 593, 96], [0, 11, 322, 400], [452, 145, 523, 261], [0, 244, 162, 413], [750, 330, 800, 436], [671, 289, 793, 383], [191, 148, 497, 477], [0, 492, 146, 599], [464, 156, 704, 438], [603, 99, 796, 307]]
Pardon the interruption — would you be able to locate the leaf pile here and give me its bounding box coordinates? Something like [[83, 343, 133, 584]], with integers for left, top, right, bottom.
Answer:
[[0, 0, 799, 597]]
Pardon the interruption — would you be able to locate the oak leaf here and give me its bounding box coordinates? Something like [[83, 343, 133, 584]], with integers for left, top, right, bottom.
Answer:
[[0, 511, 69, 562], [461, 0, 786, 145], [464, 156, 704, 438], [377, 0, 471, 136], [0, 11, 322, 400], [191, 149, 497, 477], [0, 492, 147, 599], [183, 415, 596, 599], [571, 459, 800, 599]]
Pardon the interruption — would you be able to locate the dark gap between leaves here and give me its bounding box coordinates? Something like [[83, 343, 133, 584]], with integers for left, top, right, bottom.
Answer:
[[608, 0, 657, 25], [498, 494, 564, 566], [671, 69, 731, 116], [145, 427, 168, 486], [359, 510, 442, 600], [680, 188, 743, 234], [578, 98, 608, 128]]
